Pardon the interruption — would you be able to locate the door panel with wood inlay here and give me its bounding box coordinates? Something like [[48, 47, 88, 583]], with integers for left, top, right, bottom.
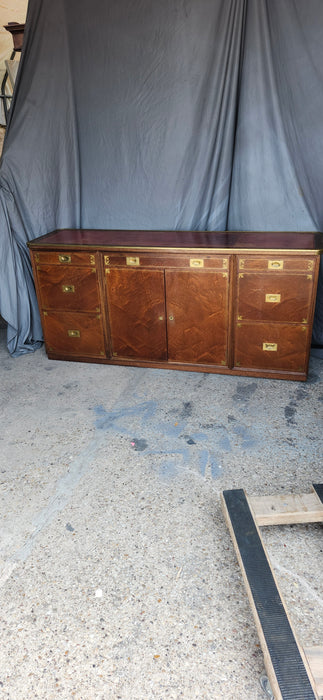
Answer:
[[166, 269, 229, 365], [106, 268, 167, 361]]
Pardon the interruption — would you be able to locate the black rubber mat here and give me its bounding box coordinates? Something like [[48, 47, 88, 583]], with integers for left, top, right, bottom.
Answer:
[[223, 489, 317, 700], [312, 483, 323, 504]]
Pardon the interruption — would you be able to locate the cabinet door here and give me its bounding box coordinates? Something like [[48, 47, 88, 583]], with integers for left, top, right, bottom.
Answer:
[[106, 268, 167, 360], [165, 270, 229, 365]]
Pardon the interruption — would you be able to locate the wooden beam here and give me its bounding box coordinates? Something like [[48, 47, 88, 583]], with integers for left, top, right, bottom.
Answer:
[[221, 488, 319, 700], [248, 490, 323, 526]]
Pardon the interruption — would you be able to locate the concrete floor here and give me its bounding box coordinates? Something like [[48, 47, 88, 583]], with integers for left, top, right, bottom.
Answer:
[[0, 325, 322, 699]]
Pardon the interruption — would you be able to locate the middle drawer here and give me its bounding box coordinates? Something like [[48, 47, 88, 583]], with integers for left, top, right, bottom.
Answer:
[[36, 265, 101, 311], [237, 272, 313, 323]]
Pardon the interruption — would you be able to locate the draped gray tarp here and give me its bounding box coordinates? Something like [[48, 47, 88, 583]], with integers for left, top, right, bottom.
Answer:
[[0, 0, 322, 357]]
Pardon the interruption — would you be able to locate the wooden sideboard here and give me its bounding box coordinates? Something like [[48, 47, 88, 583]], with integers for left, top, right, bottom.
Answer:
[[28, 230, 323, 381]]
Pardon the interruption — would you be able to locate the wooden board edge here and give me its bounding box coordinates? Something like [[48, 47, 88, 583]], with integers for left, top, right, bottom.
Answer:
[[221, 490, 319, 700], [248, 491, 323, 527], [304, 647, 323, 699]]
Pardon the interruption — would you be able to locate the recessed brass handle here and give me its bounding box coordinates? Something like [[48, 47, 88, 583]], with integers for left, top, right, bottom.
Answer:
[[190, 258, 204, 268], [265, 293, 281, 303], [62, 284, 75, 294], [58, 254, 71, 263], [68, 329, 80, 338], [268, 260, 283, 270], [263, 342, 277, 352], [126, 256, 140, 266]]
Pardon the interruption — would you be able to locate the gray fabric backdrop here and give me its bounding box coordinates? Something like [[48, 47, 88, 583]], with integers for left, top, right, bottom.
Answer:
[[0, 0, 322, 356]]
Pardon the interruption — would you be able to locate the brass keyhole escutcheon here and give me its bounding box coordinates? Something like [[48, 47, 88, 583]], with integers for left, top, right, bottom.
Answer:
[[169, 315, 174, 321]]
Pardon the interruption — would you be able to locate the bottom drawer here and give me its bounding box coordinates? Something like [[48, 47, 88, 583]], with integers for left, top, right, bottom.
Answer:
[[42, 311, 106, 358], [234, 323, 309, 373]]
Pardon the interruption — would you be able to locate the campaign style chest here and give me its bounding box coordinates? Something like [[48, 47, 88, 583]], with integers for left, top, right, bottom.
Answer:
[[28, 229, 323, 381]]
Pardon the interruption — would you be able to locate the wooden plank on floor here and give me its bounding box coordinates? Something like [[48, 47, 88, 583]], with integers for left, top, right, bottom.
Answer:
[[248, 491, 323, 526], [305, 647, 323, 699], [221, 489, 319, 700]]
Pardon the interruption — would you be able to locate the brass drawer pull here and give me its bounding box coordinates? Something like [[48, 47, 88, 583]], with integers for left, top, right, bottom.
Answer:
[[168, 315, 174, 321], [62, 284, 75, 294], [265, 293, 281, 303], [263, 342, 277, 352], [68, 329, 80, 338], [58, 254, 71, 263], [190, 258, 204, 268], [126, 256, 140, 266], [268, 260, 283, 270]]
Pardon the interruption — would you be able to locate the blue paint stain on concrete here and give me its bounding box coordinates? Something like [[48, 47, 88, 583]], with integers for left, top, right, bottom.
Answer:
[[231, 423, 257, 449], [131, 438, 148, 452], [92, 399, 259, 482], [159, 459, 178, 480], [218, 434, 232, 452], [210, 460, 222, 479], [94, 401, 157, 433], [196, 449, 208, 477]]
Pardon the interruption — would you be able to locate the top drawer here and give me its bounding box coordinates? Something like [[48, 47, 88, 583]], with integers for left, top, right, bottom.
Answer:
[[32, 250, 96, 266], [103, 252, 229, 270], [237, 255, 316, 273]]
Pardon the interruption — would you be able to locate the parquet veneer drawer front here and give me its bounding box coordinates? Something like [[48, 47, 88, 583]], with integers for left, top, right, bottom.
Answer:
[[36, 265, 101, 311], [238, 255, 315, 273], [237, 272, 313, 323], [34, 250, 96, 266], [105, 252, 229, 271], [28, 229, 323, 381], [234, 323, 309, 373], [42, 311, 106, 358]]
